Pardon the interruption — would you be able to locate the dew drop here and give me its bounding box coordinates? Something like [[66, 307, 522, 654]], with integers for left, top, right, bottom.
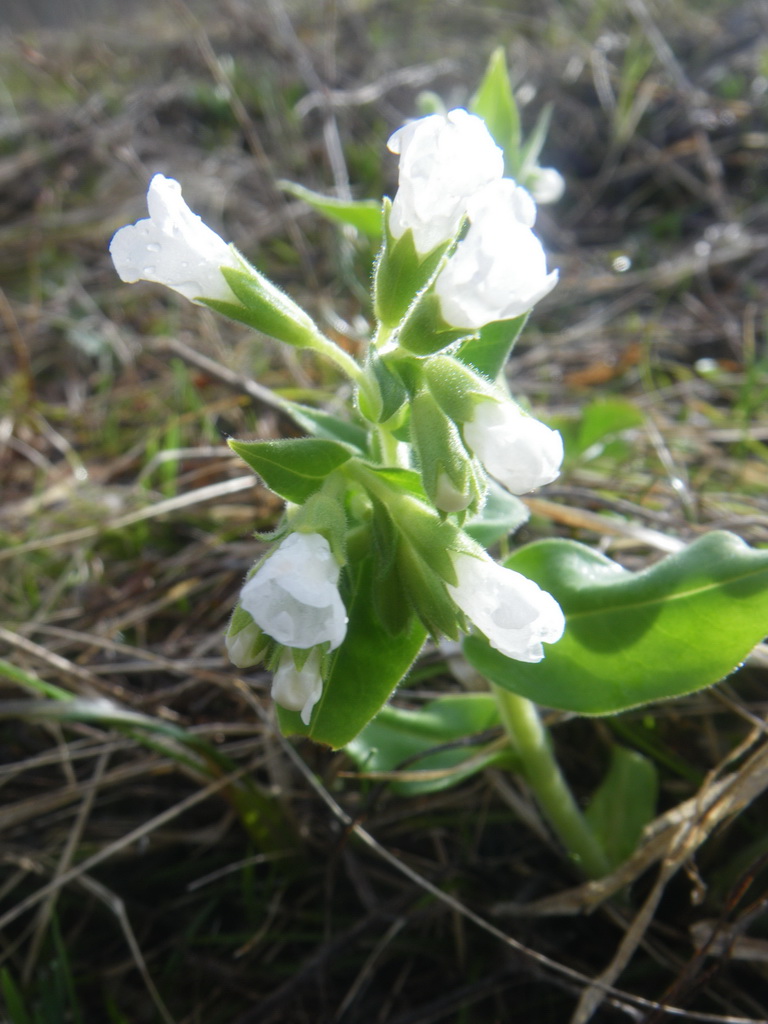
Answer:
[[145, 242, 161, 253], [142, 265, 156, 275]]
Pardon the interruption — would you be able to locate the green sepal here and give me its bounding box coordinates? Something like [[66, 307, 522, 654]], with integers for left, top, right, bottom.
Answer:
[[229, 437, 353, 503], [279, 180, 383, 236], [397, 536, 461, 639], [455, 314, 529, 381], [358, 351, 409, 423], [277, 555, 427, 748], [202, 264, 318, 348], [346, 693, 513, 796], [464, 531, 768, 715], [469, 46, 522, 176], [410, 390, 478, 513], [374, 198, 447, 328], [423, 355, 496, 423], [397, 292, 474, 357]]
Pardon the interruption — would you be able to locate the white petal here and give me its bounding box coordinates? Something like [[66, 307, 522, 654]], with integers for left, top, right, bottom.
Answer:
[[109, 174, 241, 303], [272, 649, 324, 725], [464, 399, 563, 494], [447, 552, 564, 662], [387, 109, 504, 256], [433, 179, 558, 329], [239, 533, 347, 650]]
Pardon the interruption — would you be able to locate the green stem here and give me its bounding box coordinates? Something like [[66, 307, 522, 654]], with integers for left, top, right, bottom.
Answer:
[[492, 685, 610, 878], [309, 331, 365, 384]]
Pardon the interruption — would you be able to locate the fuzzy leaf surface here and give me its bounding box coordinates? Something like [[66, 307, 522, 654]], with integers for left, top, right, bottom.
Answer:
[[464, 531, 768, 714], [229, 438, 352, 503]]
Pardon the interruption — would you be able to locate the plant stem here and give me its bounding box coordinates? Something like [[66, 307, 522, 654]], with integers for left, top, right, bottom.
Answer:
[[492, 685, 610, 878], [310, 331, 365, 384]]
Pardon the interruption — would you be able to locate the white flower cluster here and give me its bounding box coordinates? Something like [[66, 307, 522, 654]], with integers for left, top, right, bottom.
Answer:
[[235, 532, 348, 725], [387, 109, 558, 328]]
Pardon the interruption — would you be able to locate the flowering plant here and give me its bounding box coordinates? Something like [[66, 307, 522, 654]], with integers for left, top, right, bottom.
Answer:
[[110, 50, 768, 876]]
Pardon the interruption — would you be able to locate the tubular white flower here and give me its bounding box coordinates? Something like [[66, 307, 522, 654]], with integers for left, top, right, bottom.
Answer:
[[433, 178, 558, 329], [463, 398, 563, 494], [447, 551, 564, 662], [109, 174, 241, 303], [387, 109, 504, 256], [272, 649, 324, 725], [239, 532, 347, 650]]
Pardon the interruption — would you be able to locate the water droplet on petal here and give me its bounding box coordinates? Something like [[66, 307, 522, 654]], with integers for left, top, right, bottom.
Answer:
[[146, 242, 161, 253], [142, 266, 156, 275]]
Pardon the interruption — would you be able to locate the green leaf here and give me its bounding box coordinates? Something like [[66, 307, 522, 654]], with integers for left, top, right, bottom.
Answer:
[[469, 47, 521, 175], [1, 969, 33, 1024], [518, 102, 554, 179], [571, 398, 645, 458], [277, 556, 427, 747], [464, 531, 768, 714], [229, 437, 352, 503], [455, 314, 528, 380], [465, 481, 529, 547], [346, 694, 511, 795], [279, 180, 383, 236], [585, 746, 658, 868], [282, 401, 369, 452]]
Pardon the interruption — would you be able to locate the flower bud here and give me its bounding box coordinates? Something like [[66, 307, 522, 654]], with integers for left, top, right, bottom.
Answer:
[[463, 398, 563, 494], [272, 649, 323, 725], [528, 166, 565, 205], [447, 551, 564, 662], [433, 178, 558, 329], [239, 532, 347, 650], [225, 606, 269, 668], [110, 174, 240, 303], [387, 109, 504, 256]]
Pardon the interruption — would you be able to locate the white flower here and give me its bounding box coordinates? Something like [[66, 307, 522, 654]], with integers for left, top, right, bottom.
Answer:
[[239, 532, 347, 650], [528, 166, 565, 205], [433, 178, 558, 329], [109, 174, 241, 303], [447, 551, 564, 662], [272, 649, 324, 725], [464, 398, 563, 494], [387, 109, 504, 256]]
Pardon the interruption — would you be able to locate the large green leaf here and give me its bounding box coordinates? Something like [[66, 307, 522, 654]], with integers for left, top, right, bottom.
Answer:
[[346, 693, 512, 795], [279, 180, 383, 237], [464, 531, 768, 714], [278, 556, 427, 748], [229, 437, 352, 503]]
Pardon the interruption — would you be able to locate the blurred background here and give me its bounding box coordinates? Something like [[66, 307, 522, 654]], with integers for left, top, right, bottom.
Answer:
[[1, 2, 767, 1023]]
